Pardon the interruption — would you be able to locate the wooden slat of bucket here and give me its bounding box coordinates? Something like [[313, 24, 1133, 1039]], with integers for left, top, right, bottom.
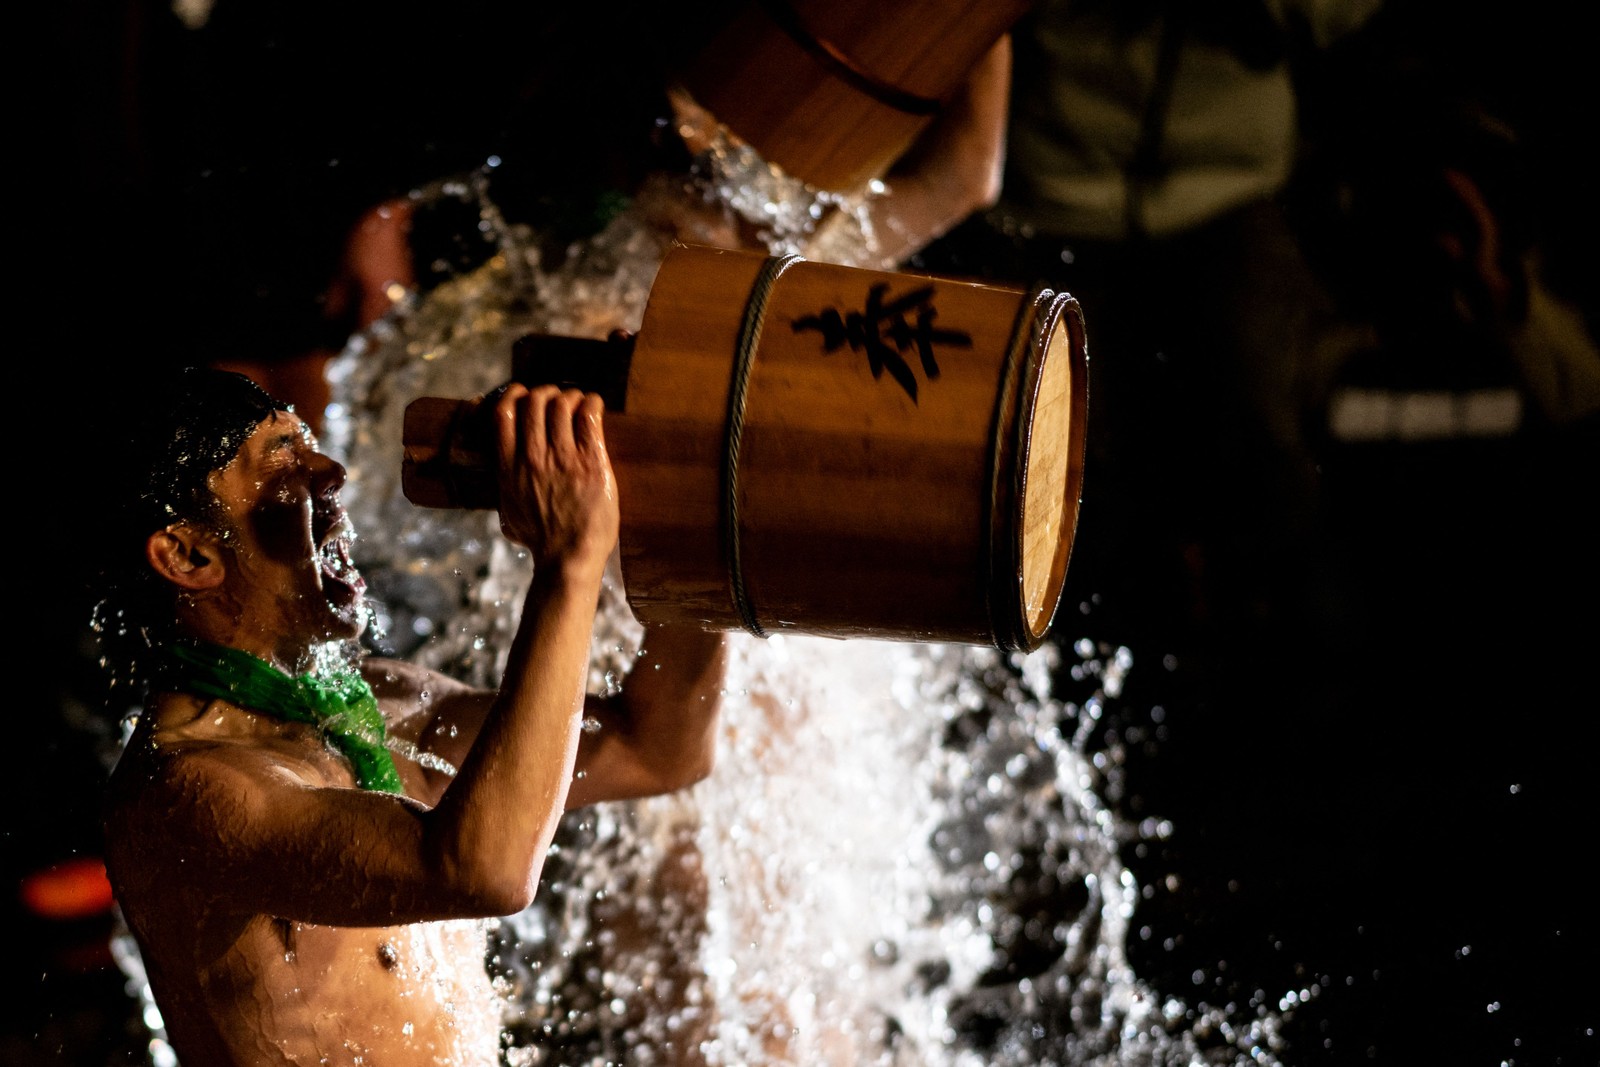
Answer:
[[737, 270, 1018, 642], [401, 396, 496, 511], [674, 0, 1031, 191], [605, 247, 768, 623], [731, 418, 991, 633]]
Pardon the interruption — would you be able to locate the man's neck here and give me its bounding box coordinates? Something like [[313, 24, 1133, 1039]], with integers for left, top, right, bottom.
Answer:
[[176, 619, 359, 678]]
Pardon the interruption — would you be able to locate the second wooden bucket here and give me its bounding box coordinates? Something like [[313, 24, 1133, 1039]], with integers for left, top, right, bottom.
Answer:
[[403, 243, 1088, 651], [672, 0, 1032, 192]]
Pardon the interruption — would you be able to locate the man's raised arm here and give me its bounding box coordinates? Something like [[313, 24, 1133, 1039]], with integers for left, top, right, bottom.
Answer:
[[415, 383, 620, 911]]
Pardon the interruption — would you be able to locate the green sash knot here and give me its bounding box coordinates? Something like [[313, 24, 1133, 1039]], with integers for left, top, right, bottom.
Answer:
[[161, 641, 406, 795]]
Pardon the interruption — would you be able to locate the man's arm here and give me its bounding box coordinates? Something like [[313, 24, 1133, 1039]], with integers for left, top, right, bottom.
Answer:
[[385, 621, 728, 810], [420, 391, 615, 909], [848, 37, 1012, 266], [568, 623, 727, 808]]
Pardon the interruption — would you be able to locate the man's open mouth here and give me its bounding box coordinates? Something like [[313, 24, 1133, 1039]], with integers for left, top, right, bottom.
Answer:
[[318, 512, 366, 604]]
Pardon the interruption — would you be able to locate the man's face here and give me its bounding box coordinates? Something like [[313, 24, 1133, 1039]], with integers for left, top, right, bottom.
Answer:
[[206, 412, 369, 646]]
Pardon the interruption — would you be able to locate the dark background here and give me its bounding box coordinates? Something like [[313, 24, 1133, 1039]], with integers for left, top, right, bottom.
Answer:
[[16, 2, 1596, 1064]]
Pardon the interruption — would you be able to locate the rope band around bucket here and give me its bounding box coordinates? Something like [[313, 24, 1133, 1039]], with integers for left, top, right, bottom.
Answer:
[[755, 0, 943, 117], [723, 252, 804, 638]]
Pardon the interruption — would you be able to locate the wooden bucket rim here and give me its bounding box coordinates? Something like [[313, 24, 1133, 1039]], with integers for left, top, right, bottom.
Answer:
[[988, 288, 1089, 651]]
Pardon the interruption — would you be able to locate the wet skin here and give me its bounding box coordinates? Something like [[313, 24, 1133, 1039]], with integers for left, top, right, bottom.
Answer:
[[103, 390, 727, 1066]]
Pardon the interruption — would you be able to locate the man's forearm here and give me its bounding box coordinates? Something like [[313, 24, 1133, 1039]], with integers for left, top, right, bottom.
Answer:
[[423, 566, 604, 913], [862, 36, 1011, 266], [568, 624, 727, 806], [626, 624, 727, 776]]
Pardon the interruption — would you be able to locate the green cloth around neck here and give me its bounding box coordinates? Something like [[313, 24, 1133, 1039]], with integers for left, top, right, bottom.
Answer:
[[160, 641, 406, 795]]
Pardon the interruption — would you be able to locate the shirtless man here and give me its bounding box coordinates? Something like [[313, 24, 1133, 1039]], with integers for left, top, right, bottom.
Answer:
[[98, 368, 726, 1066]]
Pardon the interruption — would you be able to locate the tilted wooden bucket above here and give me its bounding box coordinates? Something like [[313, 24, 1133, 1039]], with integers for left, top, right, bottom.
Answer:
[[672, 0, 1032, 192], [403, 243, 1088, 651]]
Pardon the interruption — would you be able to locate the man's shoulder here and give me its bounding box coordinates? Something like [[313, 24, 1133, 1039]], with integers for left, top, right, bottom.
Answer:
[[106, 694, 360, 828], [109, 728, 330, 813], [102, 729, 306, 895]]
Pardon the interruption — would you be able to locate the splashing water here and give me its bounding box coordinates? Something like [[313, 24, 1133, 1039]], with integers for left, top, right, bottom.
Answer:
[[309, 95, 1299, 1067]]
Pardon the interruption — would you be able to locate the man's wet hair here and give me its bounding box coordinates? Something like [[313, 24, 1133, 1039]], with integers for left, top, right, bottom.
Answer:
[[120, 367, 292, 540], [94, 367, 293, 686]]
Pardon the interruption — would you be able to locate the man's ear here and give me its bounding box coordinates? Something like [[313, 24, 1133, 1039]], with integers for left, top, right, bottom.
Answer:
[[146, 524, 227, 592]]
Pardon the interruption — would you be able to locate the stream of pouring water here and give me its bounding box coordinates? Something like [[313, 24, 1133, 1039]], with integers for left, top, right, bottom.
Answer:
[[108, 96, 1300, 1067]]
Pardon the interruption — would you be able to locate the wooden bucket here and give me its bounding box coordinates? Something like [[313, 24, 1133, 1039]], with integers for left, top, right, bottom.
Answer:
[[672, 0, 1032, 192], [403, 243, 1088, 650]]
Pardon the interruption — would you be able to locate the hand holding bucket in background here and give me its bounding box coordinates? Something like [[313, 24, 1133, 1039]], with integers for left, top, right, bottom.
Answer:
[[671, 0, 1033, 193], [403, 243, 1088, 651]]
